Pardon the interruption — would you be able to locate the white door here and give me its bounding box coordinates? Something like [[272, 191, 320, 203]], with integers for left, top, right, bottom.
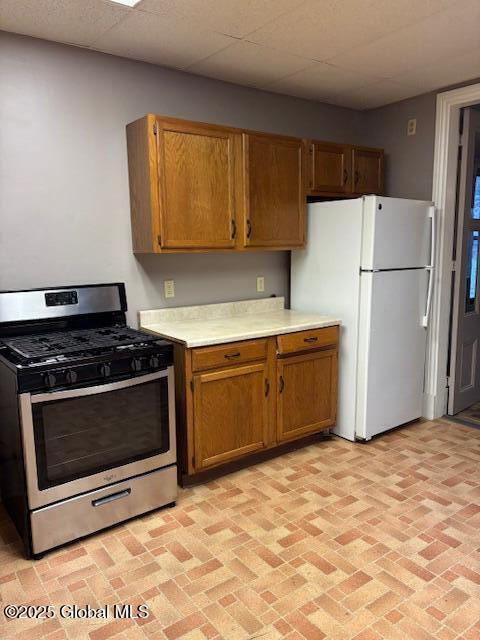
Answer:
[[356, 269, 428, 440], [448, 109, 480, 415], [361, 196, 432, 269]]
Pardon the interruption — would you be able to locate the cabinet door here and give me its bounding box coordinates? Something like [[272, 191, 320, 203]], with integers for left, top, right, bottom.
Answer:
[[243, 134, 305, 248], [157, 119, 238, 249], [309, 142, 352, 194], [277, 349, 337, 443], [193, 363, 269, 470], [352, 147, 384, 195]]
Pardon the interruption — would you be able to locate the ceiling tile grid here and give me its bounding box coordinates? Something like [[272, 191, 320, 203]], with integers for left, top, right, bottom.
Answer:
[[1, 0, 479, 109]]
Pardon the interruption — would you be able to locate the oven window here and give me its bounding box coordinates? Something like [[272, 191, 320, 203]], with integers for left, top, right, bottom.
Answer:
[[32, 379, 169, 489]]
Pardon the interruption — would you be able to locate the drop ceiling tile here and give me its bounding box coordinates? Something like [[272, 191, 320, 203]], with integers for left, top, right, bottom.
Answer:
[[394, 48, 480, 92], [328, 0, 480, 78], [248, 0, 457, 62], [186, 40, 313, 88], [0, 0, 130, 47], [136, 0, 305, 38], [91, 10, 235, 69], [264, 63, 379, 101], [328, 80, 420, 110]]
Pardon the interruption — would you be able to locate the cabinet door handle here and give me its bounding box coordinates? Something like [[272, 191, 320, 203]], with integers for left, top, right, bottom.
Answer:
[[231, 219, 237, 239], [246, 219, 252, 239], [304, 336, 318, 343], [354, 170, 359, 186], [343, 169, 348, 185], [265, 379, 270, 397], [279, 375, 285, 393], [224, 352, 241, 359]]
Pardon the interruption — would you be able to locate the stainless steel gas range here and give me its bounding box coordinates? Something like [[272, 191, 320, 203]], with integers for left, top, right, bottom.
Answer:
[[0, 283, 177, 558]]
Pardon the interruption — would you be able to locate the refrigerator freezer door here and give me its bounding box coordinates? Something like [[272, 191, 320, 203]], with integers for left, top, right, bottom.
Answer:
[[361, 196, 432, 270], [355, 269, 428, 440]]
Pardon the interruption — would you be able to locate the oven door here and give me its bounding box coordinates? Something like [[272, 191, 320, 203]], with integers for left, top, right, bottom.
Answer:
[[19, 367, 176, 509]]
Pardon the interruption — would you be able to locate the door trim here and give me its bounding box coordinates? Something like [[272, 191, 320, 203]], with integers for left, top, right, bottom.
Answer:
[[447, 109, 480, 414], [425, 82, 480, 419]]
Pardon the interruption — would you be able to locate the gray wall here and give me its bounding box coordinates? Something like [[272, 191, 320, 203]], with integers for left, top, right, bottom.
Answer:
[[0, 32, 363, 325], [363, 77, 480, 201], [363, 92, 437, 200]]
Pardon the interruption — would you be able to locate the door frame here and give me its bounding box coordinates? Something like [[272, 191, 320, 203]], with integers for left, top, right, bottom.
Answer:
[[425, 82, 480, 419]]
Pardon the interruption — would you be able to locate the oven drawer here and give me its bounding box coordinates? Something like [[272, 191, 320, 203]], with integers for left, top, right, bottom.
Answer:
[[30, 465, 177, 554], [192, 338, 267, 371], [277, 326, 339, 355]]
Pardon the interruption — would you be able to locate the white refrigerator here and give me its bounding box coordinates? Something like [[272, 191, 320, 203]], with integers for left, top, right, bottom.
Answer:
[[291, 196, 435, 441]]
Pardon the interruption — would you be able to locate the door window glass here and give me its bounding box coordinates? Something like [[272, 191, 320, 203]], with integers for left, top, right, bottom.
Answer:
[[472, 174, 480, 220], [466, 230, 479, 312]]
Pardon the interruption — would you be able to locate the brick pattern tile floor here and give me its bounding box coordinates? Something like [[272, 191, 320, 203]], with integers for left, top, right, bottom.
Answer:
[[1, 418, 479, 640]]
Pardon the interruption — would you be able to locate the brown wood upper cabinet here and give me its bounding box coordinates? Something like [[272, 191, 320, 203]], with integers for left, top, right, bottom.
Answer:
[[157, 119, 238, 250], [308, 141, 352, 195], [126, 114, 383, 253], [126, 115, 306, 253], [243, 133, 306, 248], [307, 141, 383, 197], [127, 115, 240, 252], [352, 146, 384, 195]]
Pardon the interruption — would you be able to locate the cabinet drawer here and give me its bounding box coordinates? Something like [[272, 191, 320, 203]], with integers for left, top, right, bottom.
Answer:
[[192, 339, 267, 371], [277, 326, 339, 355]]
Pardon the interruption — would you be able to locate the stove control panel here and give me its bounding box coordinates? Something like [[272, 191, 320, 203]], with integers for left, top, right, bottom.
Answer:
[[43, 372, 57, 389], [16, 345, 173, 393], [45, 290, 78, 307]]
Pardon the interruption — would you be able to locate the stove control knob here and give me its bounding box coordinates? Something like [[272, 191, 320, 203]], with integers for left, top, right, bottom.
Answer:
[[99, 363, 111, 378], [149, 355, 160, 369], [131, 357, 142, 372], [65, 370, 78, 385], [43, 372, 57, 389]]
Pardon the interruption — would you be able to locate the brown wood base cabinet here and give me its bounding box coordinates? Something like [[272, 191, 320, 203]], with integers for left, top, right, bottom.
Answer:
[[174, 327, 339, 485]]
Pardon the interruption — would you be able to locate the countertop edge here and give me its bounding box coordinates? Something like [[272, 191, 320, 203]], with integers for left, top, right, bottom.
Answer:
[[140, 319, 341, 348]]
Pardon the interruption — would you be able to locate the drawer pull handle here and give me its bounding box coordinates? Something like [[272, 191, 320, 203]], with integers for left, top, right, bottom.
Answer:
[[92, 488, 131, 507], [246, 220, 252, 239], [279, 375, 285, 393], [304, 336, 318, 343], [343, 169, 348, 185], [224, 352, 241, 359], [265, 378, 270, 397], [231, 219, 237, 239]]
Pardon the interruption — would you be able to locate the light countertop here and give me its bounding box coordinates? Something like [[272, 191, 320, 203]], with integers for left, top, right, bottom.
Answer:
[[139, 297, 341, 348]]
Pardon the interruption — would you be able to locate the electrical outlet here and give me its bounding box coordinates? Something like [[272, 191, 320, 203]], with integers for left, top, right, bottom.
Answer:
[[164, 280, 175, 298], [256, 276, 265, 293], [407, 118, 417, 136]]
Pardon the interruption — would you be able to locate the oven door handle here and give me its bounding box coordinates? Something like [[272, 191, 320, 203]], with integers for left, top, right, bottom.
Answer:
[[29, 369, 169, 404]]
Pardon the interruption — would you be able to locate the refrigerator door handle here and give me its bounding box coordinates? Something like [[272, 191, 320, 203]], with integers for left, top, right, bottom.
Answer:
[[422, 206, 436, 328]]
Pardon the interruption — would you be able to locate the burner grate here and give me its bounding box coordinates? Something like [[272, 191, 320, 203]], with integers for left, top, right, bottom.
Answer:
[[4, 327, 157, 361]]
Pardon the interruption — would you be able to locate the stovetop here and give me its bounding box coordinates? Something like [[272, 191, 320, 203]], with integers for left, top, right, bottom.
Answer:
[[3, 326, 158, 363], [0, 284, 173, 392]]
